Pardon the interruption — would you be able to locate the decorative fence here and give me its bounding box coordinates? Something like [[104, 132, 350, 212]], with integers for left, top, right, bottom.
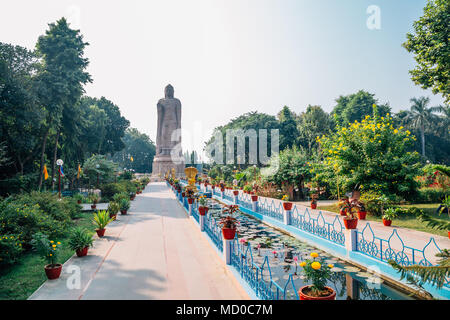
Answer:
[[231, 239, 299, 300], [204, 214, 223, 252], [237, 194, 253, 210], [258, 198, 284, 222], [291, 207, 346, 246]]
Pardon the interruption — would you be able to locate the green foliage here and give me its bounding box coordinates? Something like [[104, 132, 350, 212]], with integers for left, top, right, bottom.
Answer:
[[416, 187, 448, 203], [403, 0, 450, 103], [297, 105, 333, 152], [278, 106, 299, 150], [108, 201, 120, 215], [119, 198, 130, 211], [92, 210, 113, 230], [300, 253, 334, 295], [88, 193, 100, 204], [100, 183, 127, 201], [83, 154, 117, 185], [31, 232, 62, 266], [317, 111, 421, 200], [382, 208, 398, 221], [0, 234, 23, 267], [68, 228, 93, 251]]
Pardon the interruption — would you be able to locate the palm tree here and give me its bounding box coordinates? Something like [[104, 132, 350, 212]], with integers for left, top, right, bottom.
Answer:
[[405, 97, 441, 157]]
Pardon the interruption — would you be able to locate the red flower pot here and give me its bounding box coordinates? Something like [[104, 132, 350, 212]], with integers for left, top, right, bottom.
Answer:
[[233, 190, 239, 196], [358, 211, 367, 220], [222, 227, 236, 240], [130, 196, 136, 201], [220, 188, 225, 192], [251, 195, 258, 202], [311, 203, 317, 209], [77, 200, 82, 204], [45, 264, 62, 280], [212, 186, 215, 190], [298, 285, 336, 300], [339, 208, 347, 216], [343, 218, 358, 229], [181, 192, 186, 197], [96, 229, 106, 237], [91, 204, 97, 210], [121, 210, 127, 215], [188, 198, 194, 204], [76, 247, 89, 257], [283, 202, 293, 211], [110, 213, 117, 220], [198, 206, 209, 216], [382, 218, 392, 226]]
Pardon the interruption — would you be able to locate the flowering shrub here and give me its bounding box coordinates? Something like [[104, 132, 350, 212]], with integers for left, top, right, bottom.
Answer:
[[316, 108, 421, 200], [31, 232, 62, 266], [0, 234, 23, 267]]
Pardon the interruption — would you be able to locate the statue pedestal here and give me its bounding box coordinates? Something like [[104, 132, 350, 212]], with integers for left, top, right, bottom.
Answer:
[[151, 154, 185, 181]]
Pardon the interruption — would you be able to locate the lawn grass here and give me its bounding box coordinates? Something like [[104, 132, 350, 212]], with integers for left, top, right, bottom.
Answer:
[[317, 203, 449, 237], [0, 211, 96, 300]]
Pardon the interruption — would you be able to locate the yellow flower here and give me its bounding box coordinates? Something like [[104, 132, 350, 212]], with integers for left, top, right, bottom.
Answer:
[[311, 262, 321, 270], [57, 242, 61, 245], [310, 252, 319, 258], [328, 264, 334, 269], [50, 240, 54, 243], [299, 262, 307, 267], [49, 254, 53, 256]]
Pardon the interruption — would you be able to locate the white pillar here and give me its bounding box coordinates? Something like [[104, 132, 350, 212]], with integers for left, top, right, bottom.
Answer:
[[233, 194, 238, 205], [221, 190, 224, 199], [345, 229, 357, 251], [252, 199, 258, 212], [199, 215, 205, 231], [188, 203, 192, 216], [223, 239, 233, 265], [283, 209, 292, 225]]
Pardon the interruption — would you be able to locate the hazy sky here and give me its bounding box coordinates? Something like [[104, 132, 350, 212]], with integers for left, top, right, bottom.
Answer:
[[0, 0, 444, 158]]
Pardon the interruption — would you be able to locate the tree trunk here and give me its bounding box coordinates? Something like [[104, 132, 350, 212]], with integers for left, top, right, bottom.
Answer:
[[420, 125, 426, 157], [51, 128, 61, 189], [38, 128, 50, 190]]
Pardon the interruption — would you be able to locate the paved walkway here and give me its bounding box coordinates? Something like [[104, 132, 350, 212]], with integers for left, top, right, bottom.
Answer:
[[29, 183, 249, 300]]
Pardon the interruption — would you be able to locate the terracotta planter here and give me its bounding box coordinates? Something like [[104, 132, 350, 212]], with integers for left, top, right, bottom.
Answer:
[[339, 208, 347, 216], [357, 211, 367, 220], [121, 210, 127, 215], [181, 192, 185, 197], [283, 202, 293, 211], [130, 195, 136, 201], [44, 264, 63, 280], [91, 204, 97, 210], [110, 213, 117, 220], [96, 229, 106, 237], [212, 186, 215, 190], [188, 198, 194, 204], [343, 218, 358, 229], [298, 285, 336, 300], [251, 195, 258, 202], [77, 200, 82, 204], [220, 188, 225, 192], [233, 190, 239, 196], [222, 227, 236, 240], [76, 247, 89, 257], [382, 218, 392, 226], [311, 203, 317, 209], [198, 206, 209, 216]]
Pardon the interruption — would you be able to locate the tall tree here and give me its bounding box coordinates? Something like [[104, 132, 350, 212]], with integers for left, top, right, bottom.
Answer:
[[403, 0, 450, 103], [331, 90, 391, 126], [278, 106, 299, 150], [35, 18, 91, 189], [404, 97, 441, 158], [298, 105, 333, 153]]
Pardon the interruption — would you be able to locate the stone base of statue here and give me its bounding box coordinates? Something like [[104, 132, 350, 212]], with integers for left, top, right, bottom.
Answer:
[[151, 154, 185, 181]]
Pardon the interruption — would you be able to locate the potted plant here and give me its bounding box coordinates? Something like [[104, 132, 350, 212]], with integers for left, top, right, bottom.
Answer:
[[89, 193, 100, 209], [233, 187, 239, 196], [352, 199, 367, 220], [31, 232, 63, 280], [338, 197, 350, 216], [73, 193, 84, 204], [382, 208, 397, 226], [243, 185, 252, 194], [298, 252, 336, 300], [119, 198, 131, 215], [68, 228, 94, 257], [198, 195, 209, 216], [220, 205, 240, 240], [129, 191, 136, 201], [108, 201, 120, 219], [310, 194, 318, 210], [281, 195, 293, 210], [93, 210, 114, 237], [343, 205, 358, 229]]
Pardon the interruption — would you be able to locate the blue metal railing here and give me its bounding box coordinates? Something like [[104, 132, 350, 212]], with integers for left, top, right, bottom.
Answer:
[[258, 198, 284, 222], [204, 214, 223, 252]]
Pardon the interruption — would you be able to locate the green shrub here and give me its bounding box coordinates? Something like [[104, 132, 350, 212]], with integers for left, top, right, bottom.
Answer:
[[112, 192, 129, 203], [0, 234, 24, 267], [415, 187, 448, 203], [68, 228, 94, 251], [100, 183, 127, 201]]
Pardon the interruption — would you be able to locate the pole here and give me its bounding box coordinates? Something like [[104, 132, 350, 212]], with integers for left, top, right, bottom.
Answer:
[[58, 166, 61, 199], [97, 172, 99, 188]]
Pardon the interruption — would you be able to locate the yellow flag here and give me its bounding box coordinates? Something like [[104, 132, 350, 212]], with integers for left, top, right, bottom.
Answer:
[[131, 156, 134, 162], [43, 165, 49, 180], [77, 164, 81, 179]]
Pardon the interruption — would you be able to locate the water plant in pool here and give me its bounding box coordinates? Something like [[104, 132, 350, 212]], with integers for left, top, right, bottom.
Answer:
[[205, 198, 415, 300]]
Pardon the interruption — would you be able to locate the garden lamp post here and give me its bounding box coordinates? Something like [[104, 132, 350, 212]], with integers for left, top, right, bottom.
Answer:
[[56, 159, 63, 199], [96, 164, 100, 187]]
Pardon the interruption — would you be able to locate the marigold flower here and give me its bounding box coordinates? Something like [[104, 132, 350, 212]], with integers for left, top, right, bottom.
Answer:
[[328, 264, 334, 269], [311, 262, 321, 270], [310, 252, 319, 258], [299, 262, 307, 267]]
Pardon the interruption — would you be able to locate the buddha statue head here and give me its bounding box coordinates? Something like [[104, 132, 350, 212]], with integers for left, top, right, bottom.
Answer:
[[165, 84, 174, 99]]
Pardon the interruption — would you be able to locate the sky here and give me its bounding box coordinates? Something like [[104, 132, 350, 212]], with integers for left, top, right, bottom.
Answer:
[[0, 0, 444, 159]]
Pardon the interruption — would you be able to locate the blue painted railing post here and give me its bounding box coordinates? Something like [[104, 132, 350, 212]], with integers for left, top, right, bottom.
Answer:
[[251, 195, 258, 212], [223, 238, 232, 265], [345, 229, 358, 252], [283, 207, 292, 225]]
